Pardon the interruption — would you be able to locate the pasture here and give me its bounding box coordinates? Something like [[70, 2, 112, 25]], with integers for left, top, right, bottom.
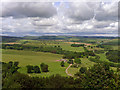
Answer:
[[3, 49, 90, 77], [2, 37, 119, 77], [2, 49, 70, 77], [17, 40, 85, 52], [2, 49, 96, 77]]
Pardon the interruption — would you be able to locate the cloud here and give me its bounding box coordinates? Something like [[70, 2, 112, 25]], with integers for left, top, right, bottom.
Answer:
[[95, 2, 118, 21], [1, 1, 118, 37], [63, 2, 95, 21], [62, 2, 117, 22], [1, 2, 57, 18]]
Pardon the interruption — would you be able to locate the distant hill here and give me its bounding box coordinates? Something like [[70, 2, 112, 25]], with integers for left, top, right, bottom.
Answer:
[[1, 35, 118, 42], [2, 36, 23, 42]]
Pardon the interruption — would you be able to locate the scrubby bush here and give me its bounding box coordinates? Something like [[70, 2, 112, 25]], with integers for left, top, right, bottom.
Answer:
[[79, 67, 87, 73], [40, 63, 49, 72], [60, 61, 65, 67]]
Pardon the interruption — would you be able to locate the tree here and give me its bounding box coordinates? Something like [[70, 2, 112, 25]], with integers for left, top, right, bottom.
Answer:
[[9, 61, 13, 67], [67, 59, 74, 64], [40, 63, 49, 72], [14, 61, 19, 67], [26, 65, 33, 73], [117, 67, 120, 72], [79, 67, 87, 73], [74, 58, 81, 64], [83, 63, 118, 88], [7, 61, 13, 69], [10, 66, 18, 74], [60, 61, 65, 67], [33, 66, 41, 73], [71, 64, 80, 68]]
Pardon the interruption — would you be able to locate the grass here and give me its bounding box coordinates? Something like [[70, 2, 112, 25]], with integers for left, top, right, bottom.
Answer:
[[18, 40, 85, 52], [3, 38, 119, 77], [2, 49, 95, 77], [80, 58, 96, 67], [2, 49, 63, 66], [97, 53, 118, 64], [18, 62, 69, 77], [59, 43, 84, 52], [2, 49, 69, 77], [68, 58, 96, 76], [97, 53, 110, 62], [112, 45, 119, 50]]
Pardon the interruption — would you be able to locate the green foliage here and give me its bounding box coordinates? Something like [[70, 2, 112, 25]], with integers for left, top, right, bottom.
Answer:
[[117, 67, 120, 72], [14, 61, 19, 67], [40, 63, 49, 72], [3, 63, 120, 89], [26, 65, 41, 73], [26, 65, 34, 73], [94, 50, 104, 54], [71, 44, 84, 47], [83, 63, 119, 88], [71, 64, 80, 68], [33, 66, 41, 73], [79, 67, 87, 73], [67, 59, 74, 64], [106, 50, 120, 63], [2, 61, 19, 81], [2, 44, 86, 59], [8, 61, 13, 68], [60, 61, 65, 67], [74, 58, 81, 64]]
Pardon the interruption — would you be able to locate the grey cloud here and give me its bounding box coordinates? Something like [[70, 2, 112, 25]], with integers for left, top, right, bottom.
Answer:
[[94, 21, 111, 28], [1, 2, 118, 37], [95, 2, 118, 21], [1, 2, 57, 18], [63, 2, 117, 22], [64, 2, 94, 21]]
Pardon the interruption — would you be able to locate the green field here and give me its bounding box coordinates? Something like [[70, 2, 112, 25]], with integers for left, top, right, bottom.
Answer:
[[59, 43, 84, 52], [2, 49, 95, 77], [2, 37, 119, 77], [2, 49, 70, 77], [68, 58, 96, 76], [17, 40, 85, 52]]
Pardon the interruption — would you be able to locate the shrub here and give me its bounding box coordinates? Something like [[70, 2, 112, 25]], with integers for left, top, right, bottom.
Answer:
[[33, 66, 41, 73], [40, 63, 49, 72], [74, 58, 81, 64], [79, 67, 87, 73], [60, 61, 65, 67]]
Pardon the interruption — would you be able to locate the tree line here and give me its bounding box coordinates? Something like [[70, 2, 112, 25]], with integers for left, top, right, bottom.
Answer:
[[71, 44, 84, 47], [106, 50, 120, 63], [2, 62, 120, 88], [26, 63, 49, 73], [2, 44, 96, 59]]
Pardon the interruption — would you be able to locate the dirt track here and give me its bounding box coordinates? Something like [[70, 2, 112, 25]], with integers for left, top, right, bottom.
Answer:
[[65, 64, 73, 77]]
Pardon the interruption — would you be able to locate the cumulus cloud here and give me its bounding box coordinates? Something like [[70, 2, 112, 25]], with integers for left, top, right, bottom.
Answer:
[[1, 2, 57, 18], [63, 2, 118, 22], [64, 2, 95, 21], [1, 1, 118, 36], [95, 2, 118, 21]]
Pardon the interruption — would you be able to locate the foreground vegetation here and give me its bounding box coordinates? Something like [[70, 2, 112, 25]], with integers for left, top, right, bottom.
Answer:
[[2, 61, 120, 88]]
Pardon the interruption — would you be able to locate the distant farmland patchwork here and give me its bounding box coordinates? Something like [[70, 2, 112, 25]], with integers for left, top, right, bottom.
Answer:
[[2, 36, 120, 77]]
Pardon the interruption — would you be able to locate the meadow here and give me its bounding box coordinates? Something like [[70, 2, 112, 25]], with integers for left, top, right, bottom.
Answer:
[[2, 49, 69, 77], [2, 36, 119, 77], [2, 49, 96, 77], [17, 39, 85, 52], [2, 49, 80, 77]]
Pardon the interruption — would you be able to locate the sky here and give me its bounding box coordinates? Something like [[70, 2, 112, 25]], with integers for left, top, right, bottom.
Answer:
[[0, 1, 119, 37]]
